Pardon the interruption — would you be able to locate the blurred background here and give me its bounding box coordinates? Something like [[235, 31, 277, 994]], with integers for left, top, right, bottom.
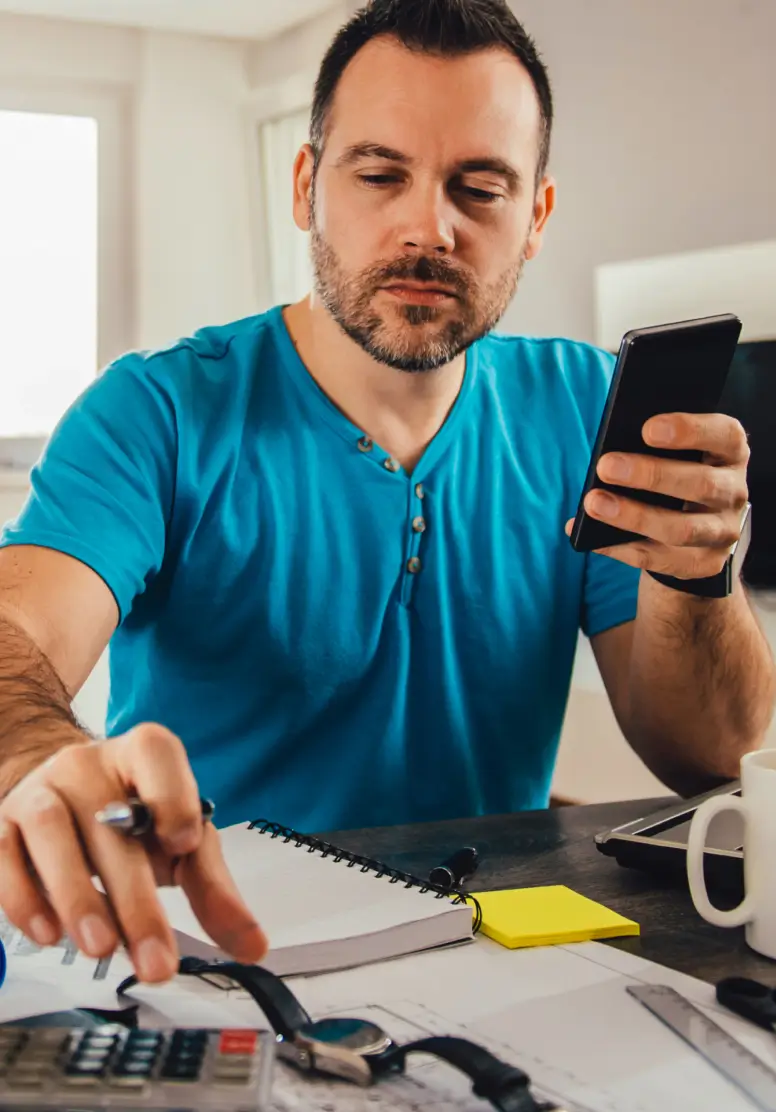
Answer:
[[0, 0, 774, 804]]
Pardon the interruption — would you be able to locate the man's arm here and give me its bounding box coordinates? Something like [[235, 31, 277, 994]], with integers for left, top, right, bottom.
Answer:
[[567, 409, 776, 796], [593, 576, 776, 795], [0, 545, 116, 795], [0, 544, 267, 979]]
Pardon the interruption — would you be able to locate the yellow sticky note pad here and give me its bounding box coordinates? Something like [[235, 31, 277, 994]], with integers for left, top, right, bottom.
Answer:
[[472, 885, 639, 949]]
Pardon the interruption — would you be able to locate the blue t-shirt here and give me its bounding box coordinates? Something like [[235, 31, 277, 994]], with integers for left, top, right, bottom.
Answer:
[[1, 307, 639, 830]]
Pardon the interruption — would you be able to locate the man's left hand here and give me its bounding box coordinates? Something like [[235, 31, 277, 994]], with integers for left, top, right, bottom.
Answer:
[[565, 412, 750, 579]]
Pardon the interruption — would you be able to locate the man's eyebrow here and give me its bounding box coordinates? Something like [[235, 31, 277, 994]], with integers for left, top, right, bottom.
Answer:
[[457, 159, 523, 192], [335, 142, 412, 166]]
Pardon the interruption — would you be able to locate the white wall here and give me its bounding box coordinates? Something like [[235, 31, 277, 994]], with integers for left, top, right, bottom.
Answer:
[[134, 32, 261, 348], [500, 0, 776, 342]]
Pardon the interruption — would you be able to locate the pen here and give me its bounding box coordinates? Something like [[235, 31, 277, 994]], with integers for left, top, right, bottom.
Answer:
[[95, 796, 215, 837], [428, 846, 480, 891]]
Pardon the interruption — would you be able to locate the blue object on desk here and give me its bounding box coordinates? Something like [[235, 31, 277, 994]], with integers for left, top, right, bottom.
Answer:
[[0, 939, 6, 988]]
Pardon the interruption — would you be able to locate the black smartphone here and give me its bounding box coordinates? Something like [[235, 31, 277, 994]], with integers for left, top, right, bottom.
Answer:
[[570, 313, 742, 552]]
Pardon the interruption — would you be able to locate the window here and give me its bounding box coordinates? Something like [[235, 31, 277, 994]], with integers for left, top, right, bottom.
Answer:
[[0, 110, 98, 443], [258, 108, 314, 305]]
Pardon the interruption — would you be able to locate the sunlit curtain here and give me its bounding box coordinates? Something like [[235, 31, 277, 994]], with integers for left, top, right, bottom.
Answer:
[[259, 108, 314, 306]]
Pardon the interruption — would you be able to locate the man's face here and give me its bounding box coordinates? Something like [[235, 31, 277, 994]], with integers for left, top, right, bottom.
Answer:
[[293, 36, 554, 371]]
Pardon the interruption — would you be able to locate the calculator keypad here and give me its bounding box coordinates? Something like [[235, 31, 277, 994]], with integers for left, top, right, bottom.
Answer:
[[0, 1025, 273, 1109]]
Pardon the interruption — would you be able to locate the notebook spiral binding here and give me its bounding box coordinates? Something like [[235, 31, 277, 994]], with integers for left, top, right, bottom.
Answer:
[[248, 819, 482, 934]]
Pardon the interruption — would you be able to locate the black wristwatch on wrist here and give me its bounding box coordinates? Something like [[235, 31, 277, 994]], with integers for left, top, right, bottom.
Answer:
[[117, 957, 563, 1112], [647, 501, 752, 598]]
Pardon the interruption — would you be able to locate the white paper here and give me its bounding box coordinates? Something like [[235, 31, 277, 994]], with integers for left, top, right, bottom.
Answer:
[[2, 904, 775, 1112]]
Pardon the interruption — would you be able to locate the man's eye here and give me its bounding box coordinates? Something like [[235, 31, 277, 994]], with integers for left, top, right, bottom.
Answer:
[[460, 186, 501, 203], [358, 174, 400, 187]]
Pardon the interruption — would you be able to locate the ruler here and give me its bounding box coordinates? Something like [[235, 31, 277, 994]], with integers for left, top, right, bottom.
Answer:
[[628, 984, 776, 1111]]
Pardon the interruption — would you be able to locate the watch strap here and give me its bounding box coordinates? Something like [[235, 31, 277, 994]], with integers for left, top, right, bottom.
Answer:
[[375, 1036, 549, 1111], [116, 957, 312, 1042]]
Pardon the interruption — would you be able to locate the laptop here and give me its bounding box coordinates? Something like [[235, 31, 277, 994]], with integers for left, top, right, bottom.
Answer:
[[594, 781, 743, 895]]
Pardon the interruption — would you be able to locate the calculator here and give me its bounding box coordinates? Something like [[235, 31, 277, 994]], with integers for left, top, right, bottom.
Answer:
[[0, 1023, 274, 1110]]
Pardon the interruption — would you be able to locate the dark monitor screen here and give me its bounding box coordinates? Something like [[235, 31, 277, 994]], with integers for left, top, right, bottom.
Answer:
[[720, 339, 776, 587]]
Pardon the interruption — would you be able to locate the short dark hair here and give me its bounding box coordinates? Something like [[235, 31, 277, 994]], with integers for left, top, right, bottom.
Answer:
[[310, 0, 554, 184]]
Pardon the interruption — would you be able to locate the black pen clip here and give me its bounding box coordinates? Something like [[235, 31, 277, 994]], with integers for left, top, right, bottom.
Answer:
[[716, 976, 776, 1032]]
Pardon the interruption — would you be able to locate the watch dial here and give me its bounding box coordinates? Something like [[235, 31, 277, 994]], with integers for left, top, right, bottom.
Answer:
[[299, 1018, 393, 1056]]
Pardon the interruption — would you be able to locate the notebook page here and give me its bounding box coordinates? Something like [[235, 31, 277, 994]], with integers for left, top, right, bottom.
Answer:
[[159, 823, 467, 951]]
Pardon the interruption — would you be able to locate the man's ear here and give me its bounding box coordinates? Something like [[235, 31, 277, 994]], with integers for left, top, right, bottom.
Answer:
[[524, 175, 556, 262], [292, 144, 316, 232]]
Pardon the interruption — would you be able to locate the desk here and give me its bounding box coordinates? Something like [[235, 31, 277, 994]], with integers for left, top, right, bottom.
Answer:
[[327, 797, 776, 986]]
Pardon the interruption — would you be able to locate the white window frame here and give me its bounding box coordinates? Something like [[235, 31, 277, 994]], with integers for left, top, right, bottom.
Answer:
[[245, 74, 313, 313], [0, 82, 133, 483]]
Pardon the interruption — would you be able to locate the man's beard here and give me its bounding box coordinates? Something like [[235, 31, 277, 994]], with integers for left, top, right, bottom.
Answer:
[[309, 216, 528, 373]]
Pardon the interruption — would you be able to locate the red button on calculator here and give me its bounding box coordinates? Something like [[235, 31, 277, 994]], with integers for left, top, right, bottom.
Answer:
[[218, 1031, 258, 1055]]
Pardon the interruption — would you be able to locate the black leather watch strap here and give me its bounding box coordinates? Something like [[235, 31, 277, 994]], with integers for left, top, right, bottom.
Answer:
[[375, 1036, 549, 1112], [116, 957, 312, 1042]]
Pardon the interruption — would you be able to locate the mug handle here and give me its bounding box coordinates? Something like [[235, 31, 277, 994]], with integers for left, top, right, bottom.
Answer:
[[686, 795, 756, 928]]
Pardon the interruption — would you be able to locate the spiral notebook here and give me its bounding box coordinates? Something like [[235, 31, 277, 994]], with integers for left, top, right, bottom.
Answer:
[[159, 820, 477, 978]]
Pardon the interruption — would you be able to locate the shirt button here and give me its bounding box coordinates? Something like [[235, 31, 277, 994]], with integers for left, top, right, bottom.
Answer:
[[415, 483, 424, 499], [384, 458, 400, 473], [357, 436, 373, 453], [412, 516, 426, 533], [407, 556, 422, 574]]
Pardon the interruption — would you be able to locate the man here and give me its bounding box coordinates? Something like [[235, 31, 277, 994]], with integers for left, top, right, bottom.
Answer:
[[0, 0, 772, 985]]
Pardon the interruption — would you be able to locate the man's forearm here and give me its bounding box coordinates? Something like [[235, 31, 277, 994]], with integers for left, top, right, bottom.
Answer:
[[624, 574, 776, 795], [0, 615, 89, 797]]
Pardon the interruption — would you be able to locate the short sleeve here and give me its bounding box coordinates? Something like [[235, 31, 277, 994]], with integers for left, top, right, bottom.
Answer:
[[0, 356, 176, 622], [581, 550, 639, 638]]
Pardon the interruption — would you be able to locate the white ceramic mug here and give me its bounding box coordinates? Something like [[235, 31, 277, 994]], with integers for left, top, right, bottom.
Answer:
[[687, 748, 776, 960]]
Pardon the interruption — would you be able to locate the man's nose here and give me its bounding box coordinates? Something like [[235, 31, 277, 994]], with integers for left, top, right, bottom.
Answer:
[[397, 184, 456, 256]]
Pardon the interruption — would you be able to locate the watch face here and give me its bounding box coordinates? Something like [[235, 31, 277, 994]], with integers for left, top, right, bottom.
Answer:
[[298, 1018, 393, 1056]]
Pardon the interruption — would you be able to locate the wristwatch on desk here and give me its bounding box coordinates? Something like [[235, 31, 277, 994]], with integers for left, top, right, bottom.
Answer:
[[117, 957, 564, 1112], [647, 501, 752, 598]]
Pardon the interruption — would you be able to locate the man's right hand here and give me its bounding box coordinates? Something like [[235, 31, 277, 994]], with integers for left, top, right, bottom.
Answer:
[[0, 723, 268, 982]]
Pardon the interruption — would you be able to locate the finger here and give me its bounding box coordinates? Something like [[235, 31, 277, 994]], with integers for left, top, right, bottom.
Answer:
[[48, 746, 179, 983], [0, 817, 62, 946], [110, 725, 204, 857], [177, 823, 268, 963], [8, 784, 120, 958], [86, 829, 179, 983], [643, 413, 750, 466], [583, 491, 742, 550], [593, 540, 732, 580], [596, 453, 748, 511]]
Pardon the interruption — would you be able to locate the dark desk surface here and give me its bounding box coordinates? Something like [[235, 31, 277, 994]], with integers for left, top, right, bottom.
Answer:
[[327, 797, 776, 986]]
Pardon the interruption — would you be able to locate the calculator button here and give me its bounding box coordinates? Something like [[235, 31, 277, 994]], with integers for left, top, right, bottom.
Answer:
[[215, 1054, 254, 1068], [214, 1062, 253, 1078], [108, 1073, 149, 1088], [66, 1059, 107, 1076], [161, 1065, 200, 1082], [81, 1035, 117, 1049], [113, 1061, 155, 1077], [218, 1031, 258, 1054], [75, 1047, 112, 1060], [6, 1072, 44, 1087], [34, 1030, 70, 1046]]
